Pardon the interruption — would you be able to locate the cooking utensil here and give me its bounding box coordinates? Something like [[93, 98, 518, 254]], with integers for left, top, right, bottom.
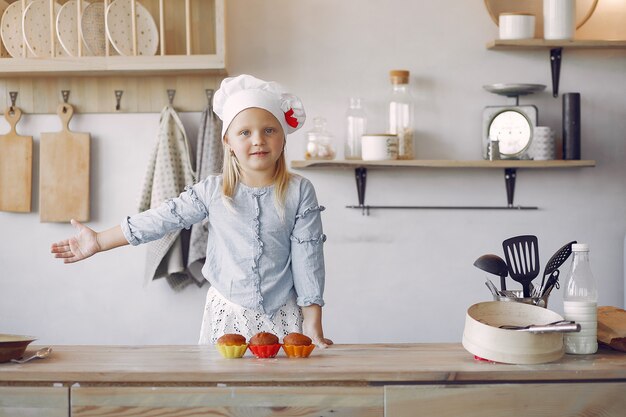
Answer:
[[499, 320, 581, 334], [503, 235, 540, 298], [473, 254, 509, 291], [10, 346, 52, 364], [40, 103, 90, 222], [539, 240, 577, 294], [462, 301, 566, 364], [0, 107, 32, 212], [0, 334, 36, 363], [485, 279, 500, 298]]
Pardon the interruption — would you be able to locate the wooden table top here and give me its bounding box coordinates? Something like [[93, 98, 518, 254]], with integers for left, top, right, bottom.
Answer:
[[1, 344, 625, 385]]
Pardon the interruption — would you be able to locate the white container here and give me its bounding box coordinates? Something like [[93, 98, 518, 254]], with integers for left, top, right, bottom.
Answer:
[[462, 301, 565, 364], [361, 134, 398, 161], [528, 126, 556, 160], [544, 0, 576, 40], [499, 13, 535, 40]]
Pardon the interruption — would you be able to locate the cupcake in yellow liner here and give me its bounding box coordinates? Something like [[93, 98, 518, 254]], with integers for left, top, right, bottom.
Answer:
[[282, 343, 315, 358], [216, 333, 248, 359], [216, 343, 249, 359], [282, 332, 315, 358]]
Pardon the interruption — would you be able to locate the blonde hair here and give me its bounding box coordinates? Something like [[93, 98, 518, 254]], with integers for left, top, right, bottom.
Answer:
[[222, 139, 291, 219]]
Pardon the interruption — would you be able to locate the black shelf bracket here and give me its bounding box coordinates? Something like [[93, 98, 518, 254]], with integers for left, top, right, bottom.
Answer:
[[550, 47, 562, 98], [347, 167, 537, 215]]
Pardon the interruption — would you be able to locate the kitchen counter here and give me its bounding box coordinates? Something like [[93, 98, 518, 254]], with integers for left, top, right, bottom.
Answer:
[[1, 343, 625, 417]]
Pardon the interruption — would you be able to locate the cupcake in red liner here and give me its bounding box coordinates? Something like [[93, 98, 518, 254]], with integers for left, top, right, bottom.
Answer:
[[248, 332, 281, 358], [282, 332, 315, 358]]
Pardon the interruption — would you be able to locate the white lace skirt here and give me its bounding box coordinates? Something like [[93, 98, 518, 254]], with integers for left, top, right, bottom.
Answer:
[[198, 286, 303, 344]]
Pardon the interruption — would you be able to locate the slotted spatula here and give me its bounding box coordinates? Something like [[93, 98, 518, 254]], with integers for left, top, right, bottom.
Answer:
[[539, 240, 577, 296], [502, 235, 540, 298]]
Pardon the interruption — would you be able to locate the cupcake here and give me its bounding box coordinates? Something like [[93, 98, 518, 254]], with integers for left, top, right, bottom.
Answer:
[[282, 332, 315, 358], [248, 332, 281, 358], [216, 333, 248, 359]]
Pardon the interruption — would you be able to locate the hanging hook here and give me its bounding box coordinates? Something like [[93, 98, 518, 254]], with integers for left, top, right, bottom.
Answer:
[[61, 90, 70, 113], [167, 89, 176, 106], [205, 89, 214, 105], [115, 90, 123, 111], [9, 91, 18, 115]]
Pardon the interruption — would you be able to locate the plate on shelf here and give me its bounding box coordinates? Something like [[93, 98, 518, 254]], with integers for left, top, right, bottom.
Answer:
[[81, 0, 112, 56], [106, 0, 158, 56], [483, 83, 546, 97], [0, 0, 9, 57], [1, 0, 33, 58], [22, 0, 66, 57], [57, 0, 91, 56], [484, 0, 598, 38]]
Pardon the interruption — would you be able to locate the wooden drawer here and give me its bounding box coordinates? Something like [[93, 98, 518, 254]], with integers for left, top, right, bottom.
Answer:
[[385, 382, 626, 417], [0, 386, 68, 417], [72, 386, 384, 417]]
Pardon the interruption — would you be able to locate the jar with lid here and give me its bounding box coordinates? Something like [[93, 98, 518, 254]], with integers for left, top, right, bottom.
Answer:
[[563, 243, 598, 354], [388, 70, 415, 159], [344, 97, 367, 160], [305, 117, 336, 160]]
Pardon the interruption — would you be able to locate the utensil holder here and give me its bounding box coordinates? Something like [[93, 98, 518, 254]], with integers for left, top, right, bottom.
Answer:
[[494, 290, 549, 308]]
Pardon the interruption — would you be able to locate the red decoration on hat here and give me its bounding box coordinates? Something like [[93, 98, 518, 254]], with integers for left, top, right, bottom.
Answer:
[[284, 108, 298, 128]]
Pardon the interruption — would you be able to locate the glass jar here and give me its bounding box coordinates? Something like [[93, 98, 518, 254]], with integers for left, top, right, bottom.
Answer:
[[388, 70, 415, 159], [345, 97, 367, 160], [305, 117, 336, 160]]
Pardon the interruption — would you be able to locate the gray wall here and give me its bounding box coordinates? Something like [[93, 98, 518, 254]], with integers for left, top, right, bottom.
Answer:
[[1, 0, 625, 345]]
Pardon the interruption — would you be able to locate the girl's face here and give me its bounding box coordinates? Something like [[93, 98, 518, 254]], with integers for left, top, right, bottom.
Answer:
[[224, 107, 285, 183]]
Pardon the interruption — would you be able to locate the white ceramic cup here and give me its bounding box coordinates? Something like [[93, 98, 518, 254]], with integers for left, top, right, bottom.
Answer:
[[499, 13, 536, 40], [544, 0, 576, 40], [361, 134, 399, 161]]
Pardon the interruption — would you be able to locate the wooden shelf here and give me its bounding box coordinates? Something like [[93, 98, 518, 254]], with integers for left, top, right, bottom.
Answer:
[[486, 39, 626, 50], [291, 159, 596, 169], [290, 159, 596, 213]]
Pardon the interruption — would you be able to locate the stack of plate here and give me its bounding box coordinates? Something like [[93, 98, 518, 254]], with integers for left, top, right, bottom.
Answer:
[[0, 0, 158, 58]]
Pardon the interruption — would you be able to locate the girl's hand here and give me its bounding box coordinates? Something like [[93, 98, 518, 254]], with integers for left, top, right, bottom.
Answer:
[[301, 304, 334, 349], [51, 219, 100, 263]]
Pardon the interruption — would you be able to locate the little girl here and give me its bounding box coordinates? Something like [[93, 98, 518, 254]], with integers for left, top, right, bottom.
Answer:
[[51, 74, 332, 347]]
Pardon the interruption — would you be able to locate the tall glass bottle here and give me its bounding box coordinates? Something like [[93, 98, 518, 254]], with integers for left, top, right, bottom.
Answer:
[[345, 97, 367, 160], [563, 243, 598, 354], [388, 70, 414, 159]]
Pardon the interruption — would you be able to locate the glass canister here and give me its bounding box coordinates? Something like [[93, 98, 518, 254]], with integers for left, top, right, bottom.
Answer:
[[345, 97, 367, 160], [388, 70, 415, 159], [305, 117, 336, 160]]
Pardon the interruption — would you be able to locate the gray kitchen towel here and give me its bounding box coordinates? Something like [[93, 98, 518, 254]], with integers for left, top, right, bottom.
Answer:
[[187, 90, 223, 285], [138, 105, 196, 290]]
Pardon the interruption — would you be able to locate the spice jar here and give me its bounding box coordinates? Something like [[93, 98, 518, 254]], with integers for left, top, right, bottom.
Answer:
[[305, 117, 336, 160]]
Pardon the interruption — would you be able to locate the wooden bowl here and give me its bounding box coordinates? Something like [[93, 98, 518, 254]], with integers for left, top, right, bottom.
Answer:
[[462, 302, 564, 364], [0, 334, 36, 363]]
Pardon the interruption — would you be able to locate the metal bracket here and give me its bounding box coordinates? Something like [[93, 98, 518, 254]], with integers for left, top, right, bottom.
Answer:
[[115, 90, 124, 111], [550, 48, 562, 98], [167, 89, 176, 106], [346, 166, 536, 214]]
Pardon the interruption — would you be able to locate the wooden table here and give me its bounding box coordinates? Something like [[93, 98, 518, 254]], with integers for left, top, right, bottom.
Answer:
[[1, 344, 625, 416]]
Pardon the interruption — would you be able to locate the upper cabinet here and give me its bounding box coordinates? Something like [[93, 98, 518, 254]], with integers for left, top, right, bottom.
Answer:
[[0, 0, 225, 75]]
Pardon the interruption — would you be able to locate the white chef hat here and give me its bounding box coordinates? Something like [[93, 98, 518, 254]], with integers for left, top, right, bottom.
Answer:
[[213, 74, 306, 139]]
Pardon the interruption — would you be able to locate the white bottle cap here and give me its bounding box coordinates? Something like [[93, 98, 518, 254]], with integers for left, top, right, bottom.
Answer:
[[572, 243, 589, 252]]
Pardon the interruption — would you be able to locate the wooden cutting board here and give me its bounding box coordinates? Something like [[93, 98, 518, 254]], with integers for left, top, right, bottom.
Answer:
[[0, 107, 32, 213], [40, 103, 90, 222]]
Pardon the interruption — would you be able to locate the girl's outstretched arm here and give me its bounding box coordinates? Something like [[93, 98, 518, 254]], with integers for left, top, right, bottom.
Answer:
[[302, 304, 333, 348], [51, 219, 128, 264]]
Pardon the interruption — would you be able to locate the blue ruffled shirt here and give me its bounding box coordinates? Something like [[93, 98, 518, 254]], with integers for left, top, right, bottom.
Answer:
[[120, 174, 326, 316]]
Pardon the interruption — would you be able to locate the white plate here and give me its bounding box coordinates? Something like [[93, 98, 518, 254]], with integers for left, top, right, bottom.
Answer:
[[1, 1, 32, 58], [22, 0, 66, 57], [106, 0, 158, 56], [0, 0, 9, 57], [57, 0, 90, 56], [81, 0, 112, 56]]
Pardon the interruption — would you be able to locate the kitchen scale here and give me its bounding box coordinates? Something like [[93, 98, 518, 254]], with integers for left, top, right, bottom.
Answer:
[[482, 83, 546, 159]]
